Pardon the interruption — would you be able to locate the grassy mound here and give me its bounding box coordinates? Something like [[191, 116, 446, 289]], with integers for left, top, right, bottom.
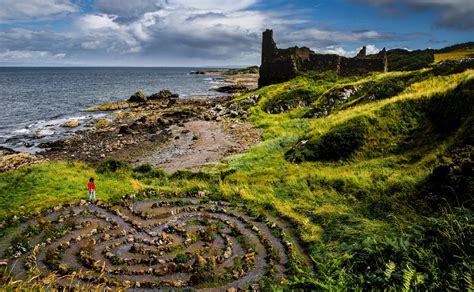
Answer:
[[288, 77, 474, 163], [286, 116, 371, 162]]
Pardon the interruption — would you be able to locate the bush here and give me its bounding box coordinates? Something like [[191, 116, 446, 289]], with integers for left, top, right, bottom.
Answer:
[[132, 163, 153, 173], [174, 253, 189, 264], [286, 116, 371, 162], [132, 163, 166, 179], [419, 146, 473, 210], [96, 159, 130, 174]]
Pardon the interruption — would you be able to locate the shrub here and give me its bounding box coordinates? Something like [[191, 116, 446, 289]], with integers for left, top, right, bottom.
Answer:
[[431, 59, 474, 76], [132, 163, 153, 173], [132, 163, 166, 179], [286, 116, 371, 162], [174, 253, 189, 264], [419, 145, 473, 210], [96, 159, 130, 174]]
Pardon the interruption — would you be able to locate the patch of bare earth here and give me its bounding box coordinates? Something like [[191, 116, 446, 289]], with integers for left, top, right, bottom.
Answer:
[[134, 119, 260, 172]]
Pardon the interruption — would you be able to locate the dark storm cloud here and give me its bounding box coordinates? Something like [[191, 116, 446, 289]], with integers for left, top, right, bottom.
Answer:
[[357, 0, 474, 31], [94, 0, 160, 20]]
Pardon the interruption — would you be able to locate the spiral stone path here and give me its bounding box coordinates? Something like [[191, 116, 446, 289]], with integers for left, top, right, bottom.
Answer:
[[0, 195, 310, 290]]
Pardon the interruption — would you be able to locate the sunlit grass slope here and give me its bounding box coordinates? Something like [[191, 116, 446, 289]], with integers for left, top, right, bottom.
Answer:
[[434, 48, 474, 63]]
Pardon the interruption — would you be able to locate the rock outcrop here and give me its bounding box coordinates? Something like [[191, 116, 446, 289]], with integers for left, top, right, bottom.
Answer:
[[148, 90, 179, 100], [61, 120, 81, 128], [258, 29, 388, 87], [0, 150, 45, 172], [211, 84, 249, 93], [128, 90, 179, 103], [128, 90, 147, 102]]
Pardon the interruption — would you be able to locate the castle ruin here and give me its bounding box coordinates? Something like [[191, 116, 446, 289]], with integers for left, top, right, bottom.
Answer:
[[258, 29, 388, 87]]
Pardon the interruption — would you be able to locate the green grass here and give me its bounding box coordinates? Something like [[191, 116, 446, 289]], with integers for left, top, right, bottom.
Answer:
[[0, 161, 142, 217], [1, 66, 473, 290]]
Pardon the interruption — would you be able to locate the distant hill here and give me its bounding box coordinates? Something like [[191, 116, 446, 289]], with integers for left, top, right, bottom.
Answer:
[[366, 41, 474, 71], [435, 41, 474, 53]]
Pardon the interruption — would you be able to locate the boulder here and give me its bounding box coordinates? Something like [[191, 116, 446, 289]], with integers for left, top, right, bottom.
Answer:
[[61, 120, 81, 128], [0, 146, 16, 156], [211, 84, 249, 93], [148, 90, 179, 100], [119, 125, 133, 135], [128, 90, 147, 102], [195, 255, 207, 267]]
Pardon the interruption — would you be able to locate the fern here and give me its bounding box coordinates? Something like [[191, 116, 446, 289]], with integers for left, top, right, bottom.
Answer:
[[462, 271, 473, 291], [402, 265, 415, 292], [384, 261, 396, 281]]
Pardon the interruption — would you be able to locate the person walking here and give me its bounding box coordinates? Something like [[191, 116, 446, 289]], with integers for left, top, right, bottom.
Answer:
[[88, 177, 96, 203]]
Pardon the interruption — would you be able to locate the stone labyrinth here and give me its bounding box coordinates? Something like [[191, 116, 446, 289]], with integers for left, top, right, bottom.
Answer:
[[1, 195, 308, 290]]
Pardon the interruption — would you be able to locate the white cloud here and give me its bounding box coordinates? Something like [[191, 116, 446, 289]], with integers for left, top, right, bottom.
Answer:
[[76, 14, 120, 30], [277, 28, 396, 49], [314, 44, 381, 57], [164, 0, 258, 12], [363, 44, 381, 55], [0, 0, 77, 23], [0, 50, 66, 60]]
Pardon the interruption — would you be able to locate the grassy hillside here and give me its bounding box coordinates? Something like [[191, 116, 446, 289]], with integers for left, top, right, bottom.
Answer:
[[1, 64, 473, 290]]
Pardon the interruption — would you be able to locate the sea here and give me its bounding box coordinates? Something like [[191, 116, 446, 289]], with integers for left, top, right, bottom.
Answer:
[[0, 67, 229, 153]]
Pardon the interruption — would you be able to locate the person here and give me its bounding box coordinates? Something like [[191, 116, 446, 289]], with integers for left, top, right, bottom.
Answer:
[[88, 177, 96, 202]]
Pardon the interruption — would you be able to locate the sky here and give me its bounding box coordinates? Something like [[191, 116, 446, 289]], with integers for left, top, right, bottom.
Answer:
[[0, 0, 472, 66]]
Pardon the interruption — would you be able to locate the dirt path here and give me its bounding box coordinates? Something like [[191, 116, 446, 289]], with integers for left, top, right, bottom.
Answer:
[[135, 120, 258, 172]]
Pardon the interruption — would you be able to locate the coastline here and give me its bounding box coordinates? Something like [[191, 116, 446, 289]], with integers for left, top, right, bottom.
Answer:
[[0, 69, 260, 172]]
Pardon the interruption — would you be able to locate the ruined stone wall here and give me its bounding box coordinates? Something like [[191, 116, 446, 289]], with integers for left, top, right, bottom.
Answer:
[[259, 29, 388, 87], [303, 54, 341, 73], [339, 57, 386, 76]]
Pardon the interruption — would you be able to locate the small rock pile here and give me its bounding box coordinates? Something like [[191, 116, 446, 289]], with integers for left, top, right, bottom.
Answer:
[[128, 90, 179, 103], [306, 85, 362, 118]]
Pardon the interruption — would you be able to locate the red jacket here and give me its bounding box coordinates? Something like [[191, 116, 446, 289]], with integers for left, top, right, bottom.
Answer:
[[88, 182, 96, 192]]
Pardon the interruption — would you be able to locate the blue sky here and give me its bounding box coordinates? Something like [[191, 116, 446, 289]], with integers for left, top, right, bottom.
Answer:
[[0, 0, 472, 66]]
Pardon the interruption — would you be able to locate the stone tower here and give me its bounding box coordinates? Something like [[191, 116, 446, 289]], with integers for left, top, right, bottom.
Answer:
[[261, 29, 277, 65]]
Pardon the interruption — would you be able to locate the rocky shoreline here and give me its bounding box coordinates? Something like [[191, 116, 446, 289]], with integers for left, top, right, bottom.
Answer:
[[0, 89, 261, 172], [191, 67, 259, 93]]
